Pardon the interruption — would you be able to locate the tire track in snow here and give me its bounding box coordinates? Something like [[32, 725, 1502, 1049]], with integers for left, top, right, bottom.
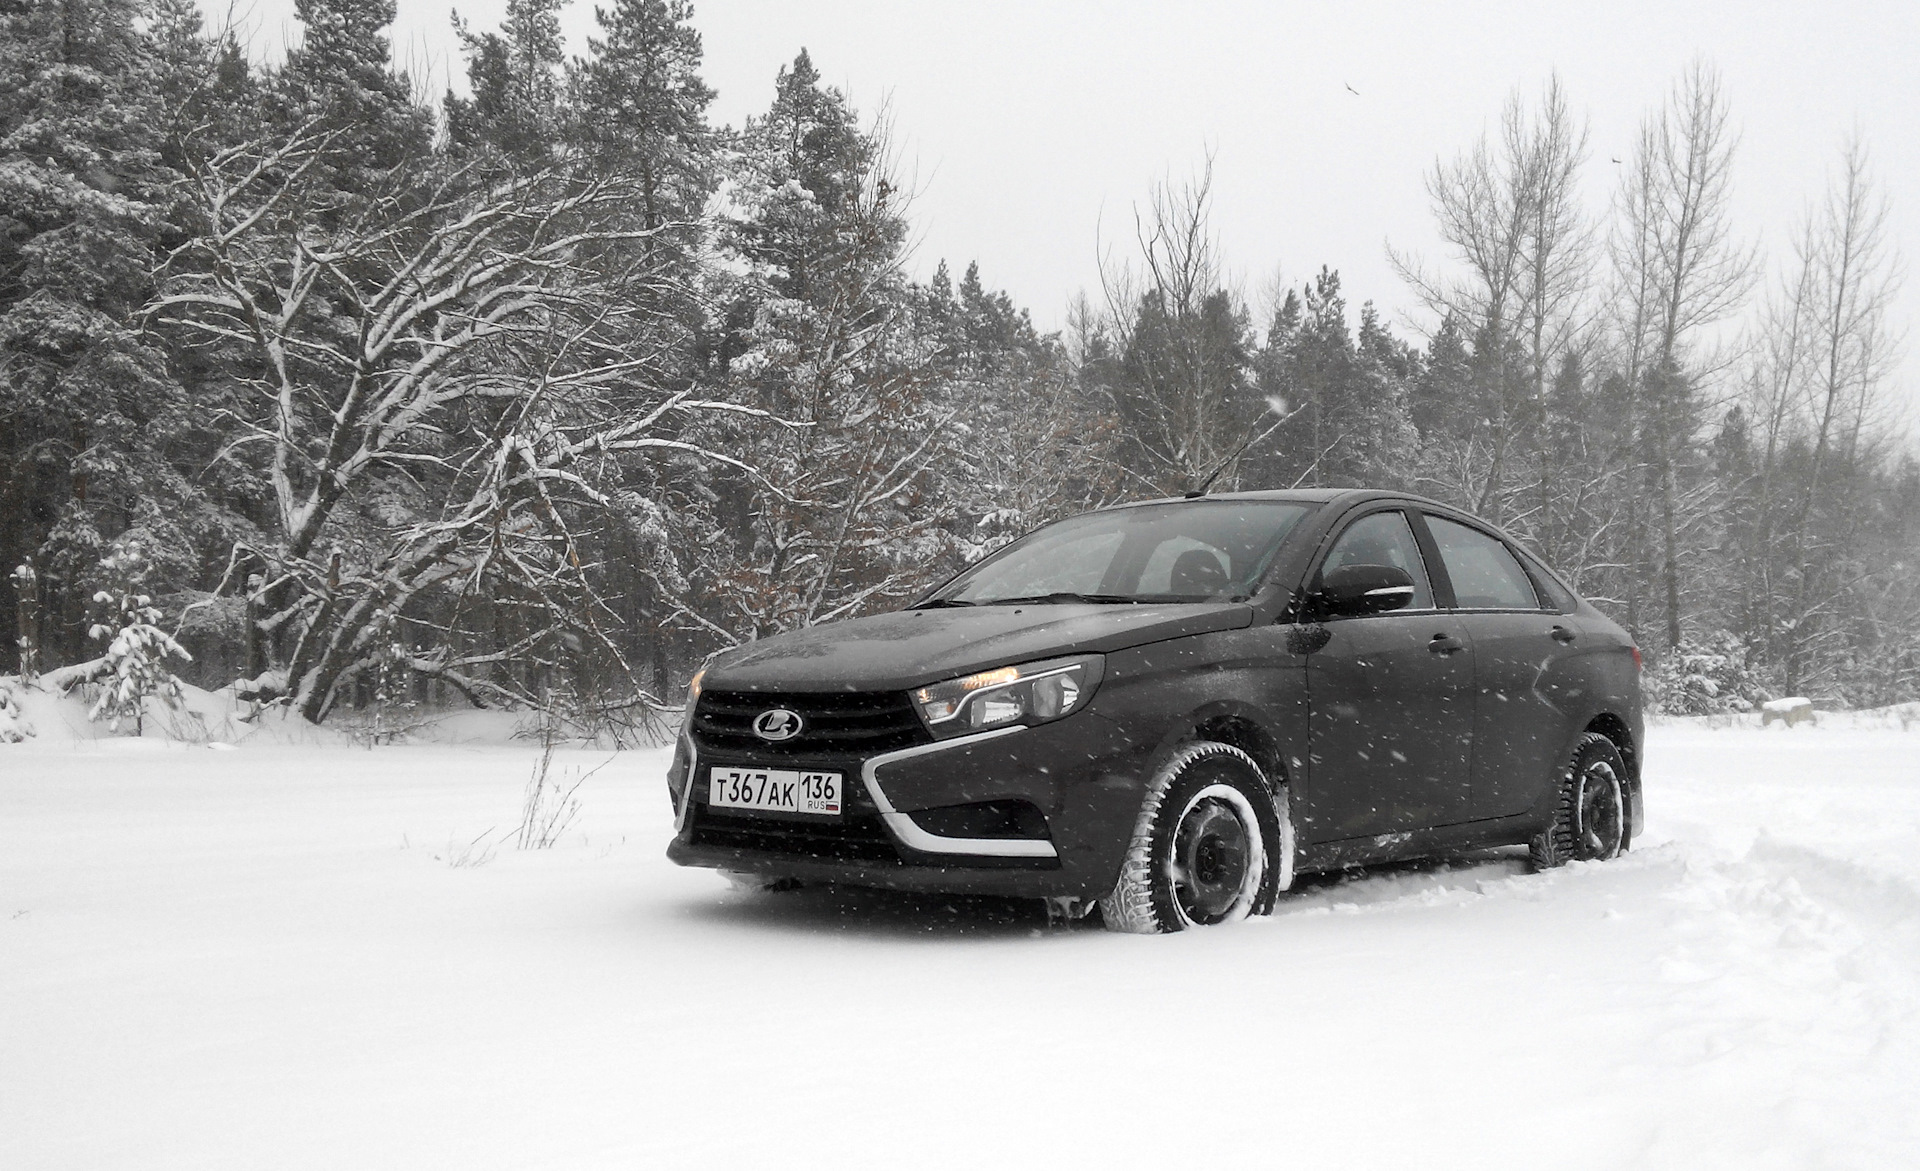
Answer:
[[1626, 833, 1920, 1164]]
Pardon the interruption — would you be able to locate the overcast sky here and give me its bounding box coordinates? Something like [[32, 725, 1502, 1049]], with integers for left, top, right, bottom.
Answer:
[[231, 0, 1917, 413]]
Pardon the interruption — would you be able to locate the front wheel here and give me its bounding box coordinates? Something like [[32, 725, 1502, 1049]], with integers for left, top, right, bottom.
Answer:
[[1100, 742, 1292, 933], [1531, 733, 1629, 869]]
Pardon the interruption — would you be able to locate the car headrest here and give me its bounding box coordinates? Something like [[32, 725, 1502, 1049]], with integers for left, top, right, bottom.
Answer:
[[1170, 549, 1229, 596]]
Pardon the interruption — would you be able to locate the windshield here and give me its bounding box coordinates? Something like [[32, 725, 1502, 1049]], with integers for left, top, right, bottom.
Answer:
[[927, 500, 1314, 605]]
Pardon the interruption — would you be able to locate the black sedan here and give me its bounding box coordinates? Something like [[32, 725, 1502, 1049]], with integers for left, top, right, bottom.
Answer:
[[667, 489, 1643, 933]]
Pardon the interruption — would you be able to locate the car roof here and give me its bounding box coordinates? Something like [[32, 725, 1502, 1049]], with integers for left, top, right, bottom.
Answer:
[[1113, 487, 1437, 510], [1082, 488, 1578, 590]]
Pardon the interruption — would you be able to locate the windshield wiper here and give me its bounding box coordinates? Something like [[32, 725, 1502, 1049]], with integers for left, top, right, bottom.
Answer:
[[910, 597, 978, 609], [983, 592, 1143, 606]]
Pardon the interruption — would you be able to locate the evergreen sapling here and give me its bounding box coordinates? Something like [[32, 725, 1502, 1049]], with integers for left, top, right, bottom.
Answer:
[[87, 546, 192, 734]]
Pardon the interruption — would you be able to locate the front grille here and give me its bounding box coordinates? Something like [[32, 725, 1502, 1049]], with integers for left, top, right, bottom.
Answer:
[[692, 689, 931, 756], [688, 806, 900, 864]]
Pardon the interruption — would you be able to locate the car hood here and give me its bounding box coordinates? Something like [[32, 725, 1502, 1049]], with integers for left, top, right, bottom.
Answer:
[[702, 602, 1256, 693]]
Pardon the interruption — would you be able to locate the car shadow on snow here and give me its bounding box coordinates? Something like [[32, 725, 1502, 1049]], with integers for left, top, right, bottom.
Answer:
[[674, 849, 1535, 939], [1279, 848, 1533, 912], [676, 881, 1072, 941]]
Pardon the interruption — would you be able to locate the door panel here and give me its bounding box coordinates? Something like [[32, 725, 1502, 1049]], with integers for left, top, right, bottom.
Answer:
[[1306, 613, 1475, 841], [1419, 515, 1584, 820], [1457, 612, 1588, 819]]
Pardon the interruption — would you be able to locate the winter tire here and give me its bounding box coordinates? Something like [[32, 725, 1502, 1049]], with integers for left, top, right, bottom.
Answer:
[[1530, 732, 1629, 869], [1099, 741, 1293, 934]]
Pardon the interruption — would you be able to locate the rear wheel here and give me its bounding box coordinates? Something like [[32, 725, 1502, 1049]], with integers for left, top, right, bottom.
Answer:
[[1100, 742, 1291, 933], [1530, 733, 1629, 869]]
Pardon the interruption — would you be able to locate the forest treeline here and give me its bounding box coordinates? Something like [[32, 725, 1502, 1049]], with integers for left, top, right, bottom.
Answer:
[[2, 0, 1914, 729]]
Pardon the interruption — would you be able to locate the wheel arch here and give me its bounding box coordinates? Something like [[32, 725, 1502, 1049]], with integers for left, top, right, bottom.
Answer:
[[1583, 710, 1637, 780], [1194, 711, 1290, 794], [1141, 698, 1294, 793]]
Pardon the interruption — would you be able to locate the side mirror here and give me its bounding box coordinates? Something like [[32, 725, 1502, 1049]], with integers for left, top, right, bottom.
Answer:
[[1318, 564, 1416, 618]]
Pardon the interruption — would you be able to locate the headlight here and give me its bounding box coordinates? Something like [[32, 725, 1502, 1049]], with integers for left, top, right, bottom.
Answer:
[[683, 668, 707, 728], [912, 655, 1104, 738]]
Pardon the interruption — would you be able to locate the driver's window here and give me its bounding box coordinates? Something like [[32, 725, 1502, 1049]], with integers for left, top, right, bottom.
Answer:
[[1321, 511, 1435, 610]]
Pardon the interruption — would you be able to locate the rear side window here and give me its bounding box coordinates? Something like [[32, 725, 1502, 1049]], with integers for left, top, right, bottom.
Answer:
[[1427, 516, 1540, 610], [1320, 510, 1435, 610], [1516, 548, 1580, 612]]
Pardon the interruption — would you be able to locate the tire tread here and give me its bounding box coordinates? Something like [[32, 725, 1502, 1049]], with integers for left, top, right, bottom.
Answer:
[[1530, 731, 1626, 870], [1099, 741, 1276, 933]]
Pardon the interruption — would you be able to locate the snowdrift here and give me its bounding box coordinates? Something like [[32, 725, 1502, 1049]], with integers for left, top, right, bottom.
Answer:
[[0, 672, 602, 749]]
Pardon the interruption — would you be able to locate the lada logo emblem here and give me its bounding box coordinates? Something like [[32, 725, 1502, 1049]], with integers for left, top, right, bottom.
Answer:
[[752, 708, 804, 742]]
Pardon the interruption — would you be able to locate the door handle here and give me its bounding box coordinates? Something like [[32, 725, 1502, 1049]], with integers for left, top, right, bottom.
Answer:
[[1428, 633, 1465, 656], [1550, 625, 1578, 644]]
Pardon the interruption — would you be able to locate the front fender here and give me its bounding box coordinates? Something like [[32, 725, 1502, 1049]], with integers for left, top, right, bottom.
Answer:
[[1088, 625, 1311, 798]]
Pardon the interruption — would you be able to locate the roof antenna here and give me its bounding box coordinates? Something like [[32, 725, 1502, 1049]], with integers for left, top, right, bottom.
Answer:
[[1184, 400, 1301, 498], [1184, 453, 1238, 498]]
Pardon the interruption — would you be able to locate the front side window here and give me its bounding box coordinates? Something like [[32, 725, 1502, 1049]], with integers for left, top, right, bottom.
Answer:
[[1427, 516, 1540, 610], [930, 501, 1313, 605], [1320, 510, 1435, 611]]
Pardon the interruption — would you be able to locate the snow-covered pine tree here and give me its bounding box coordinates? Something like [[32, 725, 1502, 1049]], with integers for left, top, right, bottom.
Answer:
[[556, 0, 720, 697], [86, 543, 191, 734], [0, 675, 29, 742], [1646, 630, 1767, 716], [1247, 287, 1305, 480], [275, 0, 433, 207], [447, 0, 565, 170], [146, 0, 257, 157], [683, 51, 956, 641], [0, 0, 209, 670], [929, 261, 1119, 561], [566, 0, 714, 237], [1349, 301, 1421, 487], [1252, 268, 1373, 489], [1405, 315, 1470, 443]]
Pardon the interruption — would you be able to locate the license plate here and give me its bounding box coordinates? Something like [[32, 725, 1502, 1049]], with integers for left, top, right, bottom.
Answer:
[[707, 767, 842, 816]]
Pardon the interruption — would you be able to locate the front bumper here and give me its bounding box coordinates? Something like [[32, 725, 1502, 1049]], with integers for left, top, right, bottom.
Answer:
[[666, 710, 1146, 899]]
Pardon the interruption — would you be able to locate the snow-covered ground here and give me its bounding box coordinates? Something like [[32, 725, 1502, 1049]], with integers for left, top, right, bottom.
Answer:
[[4, 715, 1918, 1168]]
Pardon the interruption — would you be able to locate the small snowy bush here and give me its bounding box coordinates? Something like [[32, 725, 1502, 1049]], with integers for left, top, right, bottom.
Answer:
[[1648, 630, 1768, 716], [361, 608, 421, 747], [0, 678, 32, 742], [86, 545, 193, 734]]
